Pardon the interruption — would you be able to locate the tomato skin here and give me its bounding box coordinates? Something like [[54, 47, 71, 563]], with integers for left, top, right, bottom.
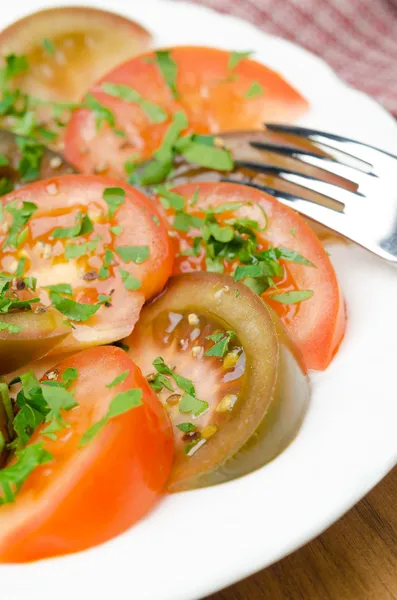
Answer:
[[64, 46, 308, 177], [0, 346, 174, 563], [158, 181, 346, 371], [0, 175, 174, 351]]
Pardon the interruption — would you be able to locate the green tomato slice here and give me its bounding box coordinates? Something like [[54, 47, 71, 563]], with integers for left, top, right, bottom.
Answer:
[[124, 272, 309, 492], [0, 305, 71, 374]]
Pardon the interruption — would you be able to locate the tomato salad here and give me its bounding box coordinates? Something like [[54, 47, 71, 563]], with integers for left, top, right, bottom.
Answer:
[[0, 5, 345, 563]]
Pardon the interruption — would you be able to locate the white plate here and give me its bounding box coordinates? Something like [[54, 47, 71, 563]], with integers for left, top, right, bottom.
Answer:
[[1, 1, 397, 599]]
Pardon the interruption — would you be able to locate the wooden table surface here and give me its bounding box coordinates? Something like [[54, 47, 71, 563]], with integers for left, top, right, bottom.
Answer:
[[207, 466, 397, 600]]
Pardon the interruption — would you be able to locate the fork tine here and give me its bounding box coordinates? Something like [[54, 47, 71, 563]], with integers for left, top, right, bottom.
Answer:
[[265, 124, 397, 173], [221, 177, 397, 262], [249, 141, 377, 179], [222, 177, 347, 226], [234, 161, 362, 209]]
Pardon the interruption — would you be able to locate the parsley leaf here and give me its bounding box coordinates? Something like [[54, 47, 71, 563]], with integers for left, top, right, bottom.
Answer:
[[42, 39, 55, 55], [79, 388, 143, 446], [84, 93, 115, 130], [50, 292, 102, 322], [103, 187, 125, 219], [4, 200, 37, 248], [44, 283, 73, 295], [177, 422, 197, 433], [102, 83, 167, 123], [119, 268, 141, 291], [205, 330, 235, 357], [269, 290, 314, 304], [179, 392, 208, 417], [152, 357, 195, 395], [154, 50, 179, 98], [257, 247, 315, 267], [154, 110, 188, 163], [228, 50, 253, 71], [0, 442, 52, 504], [106, 370, 129, 388], [116, 245, 149, 264], [244, 81, 264, 98], [179, 141, 234, 171], [16, 136, 44, 182], [64, 236, 100, 259], [148, 372, 174, 393], [52, 211, 93, 239], [99, 249, 114, 280]]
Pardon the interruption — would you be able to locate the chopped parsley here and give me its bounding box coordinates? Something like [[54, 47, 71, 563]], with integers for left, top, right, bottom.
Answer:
[[79, 388, 143, 446], [0, 153, 8, 166], [228, 50, 253, 71], [179, 393, 208, 417], [115, 245, 149, 264], [154, 50, 179, 98], [3, 200, 37, 248], [84, 93, 115, 131], [16, 136, 44, 182], [152, 357, 195, 395], [269, 290, 314, 304], [102, 83, 167, 123], [99, 249, 114, 279], [42, 39, 56, 55], [205, 330, 235, 358], [44, 283, 73, 295], [49, 292, 102, 322], [65, 236, 100, 259], [0, 442, 52, 504], [176, 422, 197, 433], [52, 211, 93, 239], [244, 81, 264, 99], [106, 370, 129, 388], [103, 187, 125, 219], [119, 268, 141, 291], [151, 357, 208, 416]]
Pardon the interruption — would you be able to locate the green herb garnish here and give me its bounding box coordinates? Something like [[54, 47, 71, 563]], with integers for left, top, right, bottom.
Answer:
[[103, 187, 125, 219], [205, 330, 235, 358], [119, 268, 141, 291], [115, 245, 149, 264], [244, 81, 263, 98], [154, 50, 179, 98], [50, 292, 102, 322], [79, 388, 143, 446], [179, 393, 208, 417], [269, 290, 314, 304], [106, 370, 129, 389], [102, 83, 167, 123]]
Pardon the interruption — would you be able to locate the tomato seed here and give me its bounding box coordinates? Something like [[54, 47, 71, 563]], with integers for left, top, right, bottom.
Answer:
[[182, 431, 201, 442], [166, 394, 181, 406]]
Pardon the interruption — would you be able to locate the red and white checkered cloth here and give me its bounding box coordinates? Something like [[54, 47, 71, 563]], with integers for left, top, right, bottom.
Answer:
[[175, 0, 397, 115]]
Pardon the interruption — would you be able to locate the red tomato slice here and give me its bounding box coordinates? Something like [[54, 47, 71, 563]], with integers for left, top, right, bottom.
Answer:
[[157, 181, 345, 370], [0, 346, 173, 563], [0, 175, 174, 352], [64, 46, 308, 177]]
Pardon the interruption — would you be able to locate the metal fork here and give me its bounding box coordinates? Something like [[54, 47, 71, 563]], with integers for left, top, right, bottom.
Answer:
[[217, 124, 397, 265]]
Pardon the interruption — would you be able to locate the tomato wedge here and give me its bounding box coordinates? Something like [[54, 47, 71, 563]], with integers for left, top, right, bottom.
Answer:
[[0, 6, 152, 104], [0, 175, 174, 352], [0, 346, 173, 563], [125, 272, 309, 492], [64, 46, 308, 177], [155, 181, 345, 370]]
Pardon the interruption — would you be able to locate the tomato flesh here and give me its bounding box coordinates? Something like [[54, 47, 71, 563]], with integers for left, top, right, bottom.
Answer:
[[0, 346, 173, 562], [0, 175, 174, 352], [156, 181, 345, 370], [64, 46, 308, 177], [125, 272, 309, 492]]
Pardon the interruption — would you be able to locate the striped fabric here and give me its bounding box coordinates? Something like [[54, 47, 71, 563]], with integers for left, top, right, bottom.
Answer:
[[175, 0, 397, 114]]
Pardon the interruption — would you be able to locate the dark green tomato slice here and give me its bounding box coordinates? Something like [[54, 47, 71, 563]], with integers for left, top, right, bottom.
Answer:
[[0, 130, 75, 196], [124, 272, 309, 492], [0, 306, 71, 374]]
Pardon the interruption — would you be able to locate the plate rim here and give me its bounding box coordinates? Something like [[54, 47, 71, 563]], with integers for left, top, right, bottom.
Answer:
[[0, 2, 396, 600]]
